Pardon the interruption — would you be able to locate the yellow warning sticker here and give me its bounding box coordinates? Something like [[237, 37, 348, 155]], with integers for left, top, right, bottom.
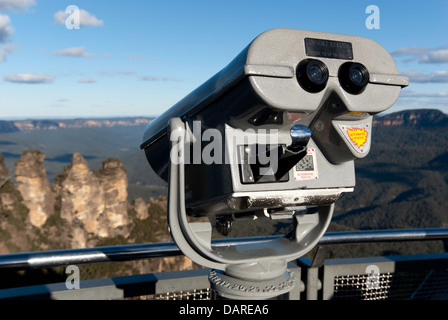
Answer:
[[346, 127, 368, 148]]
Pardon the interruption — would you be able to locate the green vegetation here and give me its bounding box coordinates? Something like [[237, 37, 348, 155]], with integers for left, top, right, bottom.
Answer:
[[333, 124, 448, 231]]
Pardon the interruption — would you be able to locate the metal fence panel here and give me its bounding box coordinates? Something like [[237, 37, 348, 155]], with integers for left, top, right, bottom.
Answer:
[[321, 253, 448, 300]]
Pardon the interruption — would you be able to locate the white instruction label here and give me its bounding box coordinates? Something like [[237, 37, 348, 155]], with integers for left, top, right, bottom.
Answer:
[[293, 148, 318, 181]]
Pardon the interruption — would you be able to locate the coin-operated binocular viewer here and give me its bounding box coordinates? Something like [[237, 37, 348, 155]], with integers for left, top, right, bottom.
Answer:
[[141, 29, 408, 299]]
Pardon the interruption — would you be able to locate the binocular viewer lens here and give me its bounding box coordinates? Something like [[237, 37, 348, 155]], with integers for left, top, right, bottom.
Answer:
[[307, 65, 325, 83], [338, 62, 370, 94], [349, 68, 364, 84], [297, 59, 329, 93], [297, 59, 370, 95]]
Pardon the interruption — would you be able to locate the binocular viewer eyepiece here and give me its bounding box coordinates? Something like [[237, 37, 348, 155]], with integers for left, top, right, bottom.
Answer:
[[297, 59, 370, 95], [140, 28, 408, 298], [297, 59, 330, 93], [338, 62, 370, 94]]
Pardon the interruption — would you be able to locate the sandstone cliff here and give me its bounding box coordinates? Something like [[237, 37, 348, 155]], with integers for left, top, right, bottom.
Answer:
[[15, 150, 55, 228], [53, 153, 131, 247], [0, 117, 152, 133], [373, 109, 448, 127], [0, 154, 32, 254]]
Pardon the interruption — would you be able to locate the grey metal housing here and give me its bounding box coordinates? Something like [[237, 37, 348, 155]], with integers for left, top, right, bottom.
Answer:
[[141, 28, 408, 218]]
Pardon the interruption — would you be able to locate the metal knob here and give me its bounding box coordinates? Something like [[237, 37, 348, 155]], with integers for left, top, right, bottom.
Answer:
[[289, 124, 311, 150]]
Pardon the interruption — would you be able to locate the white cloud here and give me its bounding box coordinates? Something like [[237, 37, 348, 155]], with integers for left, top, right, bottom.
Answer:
[[400, 90, 448, 99], [0, 43, 17, 62], [129, 54, 143, 61], [100, 71, 136, 76], [391, 46, 429, 57], [420, 49, 448, 64], [53, 47, 112, 58], [0, 0, 35, 12], [2, 42, 16, 52], [4, 73, 53, 84], [78, 77, 97, 84], [141, 75, 183, 82], [402, 70, 448, 83], [0, 13, 19, 61], [0, 14, 14, 43], [392, 44, 448, 64], [397, 90, 448, 109], [53, 46, 95, 58], [54, 9, 103, 27]]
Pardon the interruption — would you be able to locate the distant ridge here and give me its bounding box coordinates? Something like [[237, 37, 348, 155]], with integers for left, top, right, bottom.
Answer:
[[373, 109, 448, 127], [0, 121, 20, 133], [1, 109, 446, 133], [0, 117, 154, 133]]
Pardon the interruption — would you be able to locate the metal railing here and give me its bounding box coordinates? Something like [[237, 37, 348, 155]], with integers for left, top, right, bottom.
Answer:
[[0, 228, 447, 300]]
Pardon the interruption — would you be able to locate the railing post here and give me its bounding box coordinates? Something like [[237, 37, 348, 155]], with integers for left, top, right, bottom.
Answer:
[[296, 257, 322, 300]]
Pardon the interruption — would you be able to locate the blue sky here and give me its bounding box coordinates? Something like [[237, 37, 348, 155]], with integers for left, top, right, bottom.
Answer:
[[0, 0, 447, 119]]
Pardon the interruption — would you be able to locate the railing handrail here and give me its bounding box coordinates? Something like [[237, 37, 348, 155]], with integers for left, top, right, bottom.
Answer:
[[0, 228, 447, 271], [319, 227, 448, 244]]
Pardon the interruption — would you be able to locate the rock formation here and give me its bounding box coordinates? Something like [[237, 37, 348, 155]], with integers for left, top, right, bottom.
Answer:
[[54, 153, 130, 247], [132, 197, 149, 220], [0, 154, 10, 193], [0, 150, 194, 276], [15, 150, 55, 228], [0, 154, 31, 253], [96, 158, 130, 234]]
